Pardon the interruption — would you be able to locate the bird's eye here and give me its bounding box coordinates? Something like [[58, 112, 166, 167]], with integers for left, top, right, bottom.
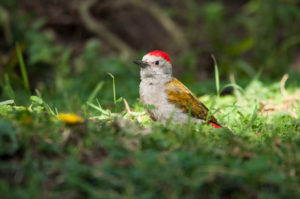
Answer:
[[155, 61, 159, 65]]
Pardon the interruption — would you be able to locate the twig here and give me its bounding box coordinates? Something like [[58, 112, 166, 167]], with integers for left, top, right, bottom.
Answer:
[[138, 0, 189, 50], [110, 0, 189, 50], [78, 0, 135, 59], [123, 98, 132, 113]]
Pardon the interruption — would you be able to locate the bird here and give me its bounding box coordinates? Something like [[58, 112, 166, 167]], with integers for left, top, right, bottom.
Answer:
[[134, 50, 222, 128]]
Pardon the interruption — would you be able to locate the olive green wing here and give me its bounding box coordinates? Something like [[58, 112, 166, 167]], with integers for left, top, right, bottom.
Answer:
[[165, 78, 220, 125]]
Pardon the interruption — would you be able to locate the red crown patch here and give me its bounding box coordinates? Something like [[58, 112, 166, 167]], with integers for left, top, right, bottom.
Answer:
[[147, 50, 171, 63]]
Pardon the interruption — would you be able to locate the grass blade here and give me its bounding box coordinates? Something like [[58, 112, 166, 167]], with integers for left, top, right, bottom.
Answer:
[[16, 43, 30, 94], [211, 54, 220, 97], [87, 81, 104, 103], [4, 73, 15, 99], [0, 99, 14, 105], [221, 83, 245, 95], [107, 73, 116, 105], [242, 105, 258, 132]]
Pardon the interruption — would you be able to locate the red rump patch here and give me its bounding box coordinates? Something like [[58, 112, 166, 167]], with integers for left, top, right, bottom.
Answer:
[[210, 122, 222, 129], [148, 50, 171, 63]]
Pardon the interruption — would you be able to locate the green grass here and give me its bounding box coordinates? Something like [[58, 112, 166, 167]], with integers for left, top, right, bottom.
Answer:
[[0, 76, 300, 199]]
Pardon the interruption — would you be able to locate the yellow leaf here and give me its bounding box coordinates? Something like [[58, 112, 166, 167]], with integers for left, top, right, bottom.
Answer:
[[58, 113, 84, 124]]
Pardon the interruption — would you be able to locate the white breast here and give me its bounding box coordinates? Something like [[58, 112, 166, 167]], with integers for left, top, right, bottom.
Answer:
[[139, 77, 203, 124]]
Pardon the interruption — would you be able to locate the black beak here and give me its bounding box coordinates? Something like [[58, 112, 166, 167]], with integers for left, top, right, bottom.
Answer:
[[133, 60, 150, 68]]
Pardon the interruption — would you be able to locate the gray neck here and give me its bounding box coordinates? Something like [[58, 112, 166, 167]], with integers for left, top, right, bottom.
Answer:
[[141, 74, 173, 84]]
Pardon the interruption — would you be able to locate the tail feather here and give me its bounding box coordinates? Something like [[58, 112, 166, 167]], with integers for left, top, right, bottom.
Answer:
[[209, 122, 222, 129]]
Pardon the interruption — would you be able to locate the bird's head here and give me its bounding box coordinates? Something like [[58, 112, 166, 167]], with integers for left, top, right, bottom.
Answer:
[[134, 50, 172, 79]]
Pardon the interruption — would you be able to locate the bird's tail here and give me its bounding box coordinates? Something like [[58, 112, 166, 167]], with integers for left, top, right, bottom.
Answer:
[[209, 122, 222, 129]]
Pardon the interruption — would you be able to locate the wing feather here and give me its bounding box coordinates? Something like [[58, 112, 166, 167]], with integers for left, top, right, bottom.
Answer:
[[165, 78, 220, 125]]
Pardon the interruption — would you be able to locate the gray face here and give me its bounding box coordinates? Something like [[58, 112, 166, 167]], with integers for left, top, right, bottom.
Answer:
[[134, 55, 172, 79]]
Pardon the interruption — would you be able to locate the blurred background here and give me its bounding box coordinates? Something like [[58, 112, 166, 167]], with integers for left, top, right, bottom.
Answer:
[[0, 0, 300, 111]]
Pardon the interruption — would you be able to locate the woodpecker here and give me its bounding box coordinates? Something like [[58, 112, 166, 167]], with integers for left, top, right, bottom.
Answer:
[[134, 50, 222, 128]]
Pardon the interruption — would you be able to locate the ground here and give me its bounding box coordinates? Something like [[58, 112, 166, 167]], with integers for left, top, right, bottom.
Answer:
[[0, 74, 299, 199]]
